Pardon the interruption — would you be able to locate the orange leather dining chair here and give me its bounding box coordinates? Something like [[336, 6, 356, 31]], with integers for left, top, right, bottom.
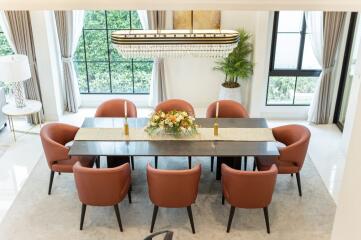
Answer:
[[255, 124, 311, 196], [147, 163, 201, 234], [73, 162, 132, 231], [206, 100, 249, 172], [222, 164, 278, 233], [40, 123, 95, 195], [154, 99, 195, 169], [95, 99, 137, 170]]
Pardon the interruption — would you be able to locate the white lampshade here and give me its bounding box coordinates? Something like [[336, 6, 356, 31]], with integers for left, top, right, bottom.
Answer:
[[0, 54, 31, 83]]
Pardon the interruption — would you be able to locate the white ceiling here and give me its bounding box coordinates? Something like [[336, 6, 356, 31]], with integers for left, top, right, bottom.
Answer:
[[0, 0, 360, 11]]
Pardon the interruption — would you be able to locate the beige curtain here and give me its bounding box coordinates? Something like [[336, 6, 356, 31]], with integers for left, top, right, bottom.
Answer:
[[54, 11, 84, 113], [4, 11, 42, 124], [138, 10, 167, 106], [308, 12, 346, 124]]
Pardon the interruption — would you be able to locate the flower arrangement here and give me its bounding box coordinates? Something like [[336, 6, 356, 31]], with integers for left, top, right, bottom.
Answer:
[[145, 110, 198, 137]]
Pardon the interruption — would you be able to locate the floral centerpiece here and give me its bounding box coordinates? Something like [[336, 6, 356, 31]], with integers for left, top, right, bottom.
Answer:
[[145, 110, 198, 137]]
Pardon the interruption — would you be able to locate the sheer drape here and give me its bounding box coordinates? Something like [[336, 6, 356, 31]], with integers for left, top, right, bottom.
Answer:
[[54, 10, 84, 113], [1, 11, 42, 124], [137, 10, 167, 107], [306, 11, 346, 124]]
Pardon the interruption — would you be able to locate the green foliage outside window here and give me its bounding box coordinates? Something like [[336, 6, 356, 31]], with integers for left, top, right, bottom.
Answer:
[[0, 30, 14, 94], [74, 10, 152, 94]]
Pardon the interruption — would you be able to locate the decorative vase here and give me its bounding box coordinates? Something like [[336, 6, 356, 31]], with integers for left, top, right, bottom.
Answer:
[[219, 84, 242, 103]]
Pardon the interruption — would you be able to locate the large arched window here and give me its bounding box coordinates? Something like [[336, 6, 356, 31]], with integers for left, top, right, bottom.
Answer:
[[74, 11, 153, 94]]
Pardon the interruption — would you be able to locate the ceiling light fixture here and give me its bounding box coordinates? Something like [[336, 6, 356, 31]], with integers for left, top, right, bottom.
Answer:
[[111, 12, 239, 59]]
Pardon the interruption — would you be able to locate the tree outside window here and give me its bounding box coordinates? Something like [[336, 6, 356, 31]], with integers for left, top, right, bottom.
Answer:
[[74, 11, 153, 94]]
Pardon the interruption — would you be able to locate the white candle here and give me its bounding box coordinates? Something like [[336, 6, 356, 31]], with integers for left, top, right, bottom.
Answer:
[[216, 101, 219, 118], [124, 101, 128, 118]]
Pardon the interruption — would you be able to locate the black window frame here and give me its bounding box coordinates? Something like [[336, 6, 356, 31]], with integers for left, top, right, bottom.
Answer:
[[74, 10, 153, 95], [266, 11, 322, 106]]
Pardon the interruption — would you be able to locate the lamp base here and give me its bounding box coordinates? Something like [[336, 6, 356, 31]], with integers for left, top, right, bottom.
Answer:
[[13, 82, 26, 108]]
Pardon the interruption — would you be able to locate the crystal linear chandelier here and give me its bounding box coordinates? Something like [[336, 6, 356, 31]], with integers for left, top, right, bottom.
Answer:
[[111, 29, 239, 59], [111, 11, 239, 59]]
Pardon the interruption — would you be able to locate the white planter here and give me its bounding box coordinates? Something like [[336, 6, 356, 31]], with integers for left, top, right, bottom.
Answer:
[[219, 85, 242, 103]]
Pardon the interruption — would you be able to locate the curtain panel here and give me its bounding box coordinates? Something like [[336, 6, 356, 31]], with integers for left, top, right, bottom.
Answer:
[[306, 11, 346, 124], [138, 10, 167, 107], [2, 11, 42, 124], [54, 10, 84, 113]]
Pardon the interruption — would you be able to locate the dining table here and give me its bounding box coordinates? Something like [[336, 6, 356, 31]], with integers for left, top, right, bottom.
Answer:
[[69, 117, 279, 180]]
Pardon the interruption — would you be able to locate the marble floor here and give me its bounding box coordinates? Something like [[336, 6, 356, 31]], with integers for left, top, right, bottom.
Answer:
[[0, 107, 346, 224]]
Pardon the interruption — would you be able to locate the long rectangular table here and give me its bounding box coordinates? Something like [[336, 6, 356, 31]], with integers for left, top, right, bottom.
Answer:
[[69, 117, 279, 179]]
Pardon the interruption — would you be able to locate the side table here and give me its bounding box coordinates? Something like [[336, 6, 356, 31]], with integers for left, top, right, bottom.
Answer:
[[2, 100, 42, 141]]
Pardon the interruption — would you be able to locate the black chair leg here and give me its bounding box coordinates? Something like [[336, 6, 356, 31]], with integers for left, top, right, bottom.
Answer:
[[186, 206, 195, 234], [130, 156, 135, 170], [222, 194, 225, 205], [80, 204, 86, 230], [291, 173, 293, 177], [263, 207, 270, 234], [296, 172, 302, 196], [58, 172, 61, 175], [114, 204, 123, 232], [48, 171, 55, 195], [211, 156, 214, 172], [253, 160, 257, 171], [154, 156, 158, 169], [150, 205, 159, 233], [244, 156, 248, 170], [95, 157, 100, 168], [227, 206, 235, 233], [188, 156, 192, 169], [128, 189, 132, 204]]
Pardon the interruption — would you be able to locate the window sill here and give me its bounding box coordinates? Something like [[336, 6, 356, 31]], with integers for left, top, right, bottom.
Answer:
[[80, 93, 150, 108]]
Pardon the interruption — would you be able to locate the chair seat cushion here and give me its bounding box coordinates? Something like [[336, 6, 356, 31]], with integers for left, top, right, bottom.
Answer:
[[52, 156, 94, 173], [256, 156, 298, 174]]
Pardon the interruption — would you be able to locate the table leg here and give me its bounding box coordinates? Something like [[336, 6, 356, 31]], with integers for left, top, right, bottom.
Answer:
[[7, 116, 16, 141], [216, 157, 242, 180]]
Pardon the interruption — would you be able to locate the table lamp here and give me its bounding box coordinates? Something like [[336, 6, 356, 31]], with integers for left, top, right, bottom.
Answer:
[[0, 55, 31, 108]]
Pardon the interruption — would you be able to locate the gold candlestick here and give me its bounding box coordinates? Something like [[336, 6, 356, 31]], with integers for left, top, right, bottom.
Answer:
[[124, 118, 129, 136], [213, 121, 219, 136]]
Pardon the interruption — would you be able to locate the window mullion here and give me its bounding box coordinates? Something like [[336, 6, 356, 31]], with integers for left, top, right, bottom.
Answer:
[[82, 30, 90, 93], [297, 14, 307, 71], [105, 11, 113, 93]]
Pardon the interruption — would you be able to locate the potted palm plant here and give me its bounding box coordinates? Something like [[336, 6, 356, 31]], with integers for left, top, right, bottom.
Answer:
[[214, 29, 254, 103]]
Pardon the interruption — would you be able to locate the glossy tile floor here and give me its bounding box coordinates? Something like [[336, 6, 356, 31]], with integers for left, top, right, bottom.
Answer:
[[0, 108, 346, 224]]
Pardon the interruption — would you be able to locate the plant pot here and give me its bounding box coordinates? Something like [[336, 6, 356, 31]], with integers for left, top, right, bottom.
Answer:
[[219, 84, 242, 103]]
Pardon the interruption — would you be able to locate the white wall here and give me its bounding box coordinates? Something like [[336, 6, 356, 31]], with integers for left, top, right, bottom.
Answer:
[[331, 36, 361, 239], [165, 11, 258, 109], [30, 11, 64, 121]]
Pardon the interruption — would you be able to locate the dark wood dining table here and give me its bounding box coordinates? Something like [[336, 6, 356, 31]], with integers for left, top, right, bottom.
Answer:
[[69, 117, 279, 179]]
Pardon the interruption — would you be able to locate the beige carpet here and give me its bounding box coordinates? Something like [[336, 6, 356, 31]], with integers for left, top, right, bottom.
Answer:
[[0, 155, 335, 240]]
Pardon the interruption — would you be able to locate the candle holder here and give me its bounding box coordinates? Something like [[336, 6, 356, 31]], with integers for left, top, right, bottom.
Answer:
[[213, 121, 219, 136], [124, 118, 129, 136]]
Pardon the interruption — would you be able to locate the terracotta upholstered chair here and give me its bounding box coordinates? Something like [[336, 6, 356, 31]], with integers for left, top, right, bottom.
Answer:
[[206, 100, 249, 172], [95, 99, 137, 169], [40, 123, 95, 195], [154, 99, 195, 169], [222, 164, 278, 233], [73, 162, 131, 231], [255, 124, 311, 196], [147, 163, 201, 234]]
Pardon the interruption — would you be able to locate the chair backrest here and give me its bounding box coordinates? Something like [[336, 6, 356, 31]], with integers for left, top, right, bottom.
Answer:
[[147, 163, 201, 208], [155, 99, 195, 117], [95, 99, 137, 117], [222, 164, 278, 208], [40, 123, 78, 169], [273, 124, 311, 170], [206, 100, 249, 118], [73, 162, 131, 206]]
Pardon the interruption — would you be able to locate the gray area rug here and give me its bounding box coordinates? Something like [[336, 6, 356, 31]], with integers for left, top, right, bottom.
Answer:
[[0, 155, 335, 240]]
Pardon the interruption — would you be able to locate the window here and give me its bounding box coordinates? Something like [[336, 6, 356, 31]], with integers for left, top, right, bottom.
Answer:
[[266, 11, 321, 105], [74, 11, 153, 94]]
